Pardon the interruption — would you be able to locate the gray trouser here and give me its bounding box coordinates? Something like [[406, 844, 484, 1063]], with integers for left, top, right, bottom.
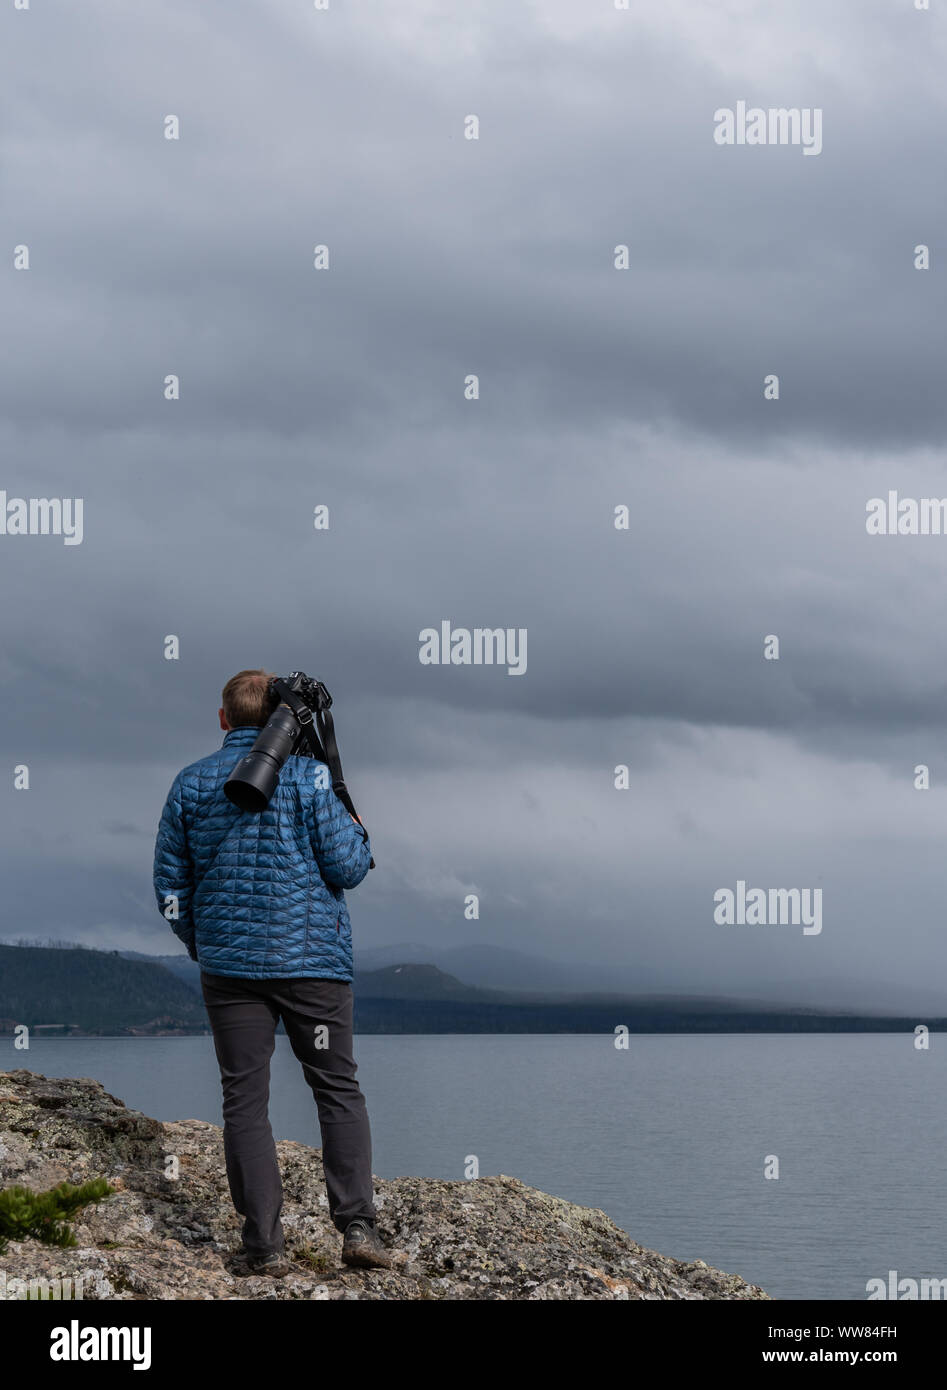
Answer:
[[200, 971, 376, 1257]]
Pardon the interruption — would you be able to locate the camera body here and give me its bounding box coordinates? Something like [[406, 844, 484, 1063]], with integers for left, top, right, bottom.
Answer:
[[224, 672, 331, 813], [268, 671, 332, 725]]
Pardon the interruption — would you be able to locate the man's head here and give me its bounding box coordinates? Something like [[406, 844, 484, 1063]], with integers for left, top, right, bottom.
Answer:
[[219, 669, 277, 731]]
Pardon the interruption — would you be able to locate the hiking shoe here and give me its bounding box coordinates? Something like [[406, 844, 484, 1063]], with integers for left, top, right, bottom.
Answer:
[[341, 1219, 392, 1269], [245, 1251, 291, 1278]]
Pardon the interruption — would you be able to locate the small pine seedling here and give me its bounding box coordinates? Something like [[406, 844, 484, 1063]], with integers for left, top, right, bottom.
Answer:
[[0, 1178, 114, 1254]]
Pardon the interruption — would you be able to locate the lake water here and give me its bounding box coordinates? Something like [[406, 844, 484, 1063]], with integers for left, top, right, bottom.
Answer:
[[8, 1032, 944, 1301]]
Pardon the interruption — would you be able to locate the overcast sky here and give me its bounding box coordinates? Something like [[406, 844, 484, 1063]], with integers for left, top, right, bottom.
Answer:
[[2, 0, 946, 1010]]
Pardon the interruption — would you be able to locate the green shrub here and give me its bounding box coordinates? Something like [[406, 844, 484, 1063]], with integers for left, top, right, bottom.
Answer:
[[0, 1178, 113, 1254]]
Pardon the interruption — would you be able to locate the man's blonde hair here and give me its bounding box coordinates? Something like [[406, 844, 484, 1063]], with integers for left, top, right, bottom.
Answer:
[[221, 669, 276, 728]]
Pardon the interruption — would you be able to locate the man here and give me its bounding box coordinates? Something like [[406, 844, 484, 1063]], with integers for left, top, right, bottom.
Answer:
[[153, 668, 390, 1275]]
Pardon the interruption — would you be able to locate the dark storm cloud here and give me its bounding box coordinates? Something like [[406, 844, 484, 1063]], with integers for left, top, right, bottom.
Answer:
[[2, 0, 945, 446], [2, 0, 946, 1007]]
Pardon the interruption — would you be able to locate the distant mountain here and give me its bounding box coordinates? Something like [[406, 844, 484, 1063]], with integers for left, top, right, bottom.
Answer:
[[0, 945, 207, 1035], [352, 966, 777, 1011], [19, 937, 947, 1016], [353, 943, 947, 1016], [355, 963, 489, 1001], [354, 943, 607, 993], [119, 950, 202, 991], [8, 945, 945, 1035], [350, 960, 947, 1034]]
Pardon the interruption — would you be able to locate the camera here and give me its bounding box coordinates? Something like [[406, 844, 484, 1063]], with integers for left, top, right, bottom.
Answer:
[[224, 672, 373, 867]]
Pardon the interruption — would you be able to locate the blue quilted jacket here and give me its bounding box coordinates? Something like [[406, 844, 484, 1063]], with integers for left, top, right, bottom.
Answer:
[[153, 726, 372, 981]]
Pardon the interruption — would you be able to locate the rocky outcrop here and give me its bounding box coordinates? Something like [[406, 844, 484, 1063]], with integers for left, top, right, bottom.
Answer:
[[0, 1070, 769, 1301]]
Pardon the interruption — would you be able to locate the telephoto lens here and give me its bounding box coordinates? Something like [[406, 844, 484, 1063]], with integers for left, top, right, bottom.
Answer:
[[223, 704, 300, 811]]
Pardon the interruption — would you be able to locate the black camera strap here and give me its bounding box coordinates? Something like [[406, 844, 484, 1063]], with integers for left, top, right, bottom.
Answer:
[[272, 678, 375, 870]]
